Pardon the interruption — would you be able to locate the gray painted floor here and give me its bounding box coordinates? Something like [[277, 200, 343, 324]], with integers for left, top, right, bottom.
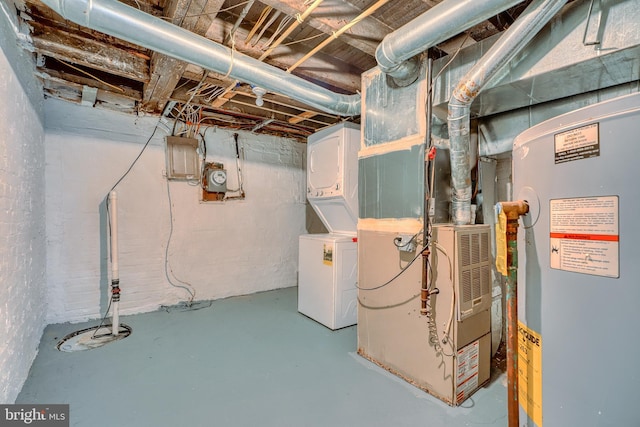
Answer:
[[18, 287, 508, 427]]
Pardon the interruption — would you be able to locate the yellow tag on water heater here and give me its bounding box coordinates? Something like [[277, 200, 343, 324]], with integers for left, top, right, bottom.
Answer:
[[496, 205, 508, 276]]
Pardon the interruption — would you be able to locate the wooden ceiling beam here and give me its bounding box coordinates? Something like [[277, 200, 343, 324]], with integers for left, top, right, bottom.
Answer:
[[203, 22, 362, 94], [180, 67, 339, 120], [141, 0, 225, 114], [31, 25, 149, 82], [257, 0, 392, 57], [288, 111, 319, 124], [35, 68, 142, 100], [39, 76, 138, 114]]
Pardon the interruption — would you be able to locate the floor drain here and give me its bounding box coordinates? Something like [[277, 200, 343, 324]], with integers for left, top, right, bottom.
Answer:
[[56, 324, 132, 352]]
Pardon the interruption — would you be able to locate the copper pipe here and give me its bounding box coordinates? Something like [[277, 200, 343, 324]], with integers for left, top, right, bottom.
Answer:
[[500, 200, 529, 427], [420, 248, 431, 315]]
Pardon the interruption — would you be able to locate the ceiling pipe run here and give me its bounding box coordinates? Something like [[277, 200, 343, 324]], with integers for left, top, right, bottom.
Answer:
[[40, 0, 359, 116], [376, 0, 524, 86], [448, 0, 568, 225]]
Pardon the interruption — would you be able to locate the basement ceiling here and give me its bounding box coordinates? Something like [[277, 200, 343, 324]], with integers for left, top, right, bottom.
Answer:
[[14, 0, 531, 140]]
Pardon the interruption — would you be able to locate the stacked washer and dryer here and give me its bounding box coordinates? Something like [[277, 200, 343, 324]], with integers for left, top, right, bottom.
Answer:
[[297, 122, 360, 330]]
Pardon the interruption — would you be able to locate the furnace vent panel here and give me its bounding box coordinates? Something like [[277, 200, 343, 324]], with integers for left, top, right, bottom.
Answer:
[[433, 225, 492, 321]]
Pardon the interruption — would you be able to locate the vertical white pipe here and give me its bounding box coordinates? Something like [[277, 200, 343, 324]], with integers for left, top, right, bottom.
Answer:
[[109, 191, 119, 336]]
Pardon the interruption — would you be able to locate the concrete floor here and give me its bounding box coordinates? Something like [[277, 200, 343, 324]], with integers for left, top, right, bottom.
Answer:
[[18, 287, 508, 427]]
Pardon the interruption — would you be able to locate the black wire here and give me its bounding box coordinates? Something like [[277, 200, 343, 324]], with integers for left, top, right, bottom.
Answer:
[[392, 232, 420, 249], [91, 295, 113, 339], [355, 242, 428, 291], [357, 293, 421, 310], [96, 118, 162, 334], [108, 119, 162, 194], [164, 179, 196, 301]]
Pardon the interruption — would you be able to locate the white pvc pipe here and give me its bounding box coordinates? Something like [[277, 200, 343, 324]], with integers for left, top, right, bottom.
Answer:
[[109, 191, 119, 336]]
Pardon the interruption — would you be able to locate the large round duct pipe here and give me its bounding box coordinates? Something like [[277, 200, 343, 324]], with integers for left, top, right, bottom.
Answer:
[[40, 0, 360, 116], [375, 0, 524, 86], [448, 0, 568, 225]]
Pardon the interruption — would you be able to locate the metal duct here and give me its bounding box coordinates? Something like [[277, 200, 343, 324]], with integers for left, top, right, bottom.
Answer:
[[375, 0, 524, 86], [40, 0, 360, 116], [447, 0, 568, 225]]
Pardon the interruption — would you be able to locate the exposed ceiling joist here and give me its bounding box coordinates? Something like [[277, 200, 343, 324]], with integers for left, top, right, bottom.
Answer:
[[142, 0, 225, 114], [36, 68, 142, 99], [205, 21, 363, 92], [257, 0, 392, 56], [31, 24, 150, 82], [16, 0, 537, 140]]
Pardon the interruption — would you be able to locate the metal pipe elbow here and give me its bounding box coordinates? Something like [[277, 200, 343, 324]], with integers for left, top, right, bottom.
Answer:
[[375, 43, 420, 87]]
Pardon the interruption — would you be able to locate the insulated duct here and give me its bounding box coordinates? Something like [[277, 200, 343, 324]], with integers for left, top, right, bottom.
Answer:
[[375, 0, 524, 86], [447, 0, 568, 225], [40, 0, 360, 116]]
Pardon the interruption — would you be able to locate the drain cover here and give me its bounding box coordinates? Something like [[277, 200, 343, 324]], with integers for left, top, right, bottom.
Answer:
[[57, 324, 132, 352]]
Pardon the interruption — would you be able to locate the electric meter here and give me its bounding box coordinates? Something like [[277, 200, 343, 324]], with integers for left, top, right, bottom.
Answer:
[[206, 168, 227, 193]]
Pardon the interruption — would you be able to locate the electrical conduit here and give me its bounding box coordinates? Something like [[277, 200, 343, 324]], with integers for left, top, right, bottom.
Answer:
[[447, 0, 568, 225]]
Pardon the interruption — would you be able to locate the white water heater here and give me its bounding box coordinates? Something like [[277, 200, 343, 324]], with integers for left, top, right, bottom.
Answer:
[[298, 122, 360, 329], [513, 92, 640, 426]]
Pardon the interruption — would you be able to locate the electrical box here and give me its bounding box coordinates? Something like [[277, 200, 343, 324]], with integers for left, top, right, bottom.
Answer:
[[165, 136, 199, 180]]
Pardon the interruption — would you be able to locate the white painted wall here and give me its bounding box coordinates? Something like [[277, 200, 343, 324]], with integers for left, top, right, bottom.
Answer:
[[45, 100, 306, 324], [0, 7, 47, 403]]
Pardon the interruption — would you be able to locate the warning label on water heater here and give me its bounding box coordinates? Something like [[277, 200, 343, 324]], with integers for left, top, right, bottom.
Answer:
[[518, 322, 542, 427], [554, 123, 599, 164], [549, 196, 619, 278]]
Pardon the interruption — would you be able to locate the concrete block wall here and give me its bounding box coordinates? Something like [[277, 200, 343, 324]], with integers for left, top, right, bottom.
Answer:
[[45, 100, 306, 324], [0, 10, 47, 403]]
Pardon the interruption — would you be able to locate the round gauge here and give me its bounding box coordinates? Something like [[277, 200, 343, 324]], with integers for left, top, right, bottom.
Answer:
[[211, 170, 227, 185]]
